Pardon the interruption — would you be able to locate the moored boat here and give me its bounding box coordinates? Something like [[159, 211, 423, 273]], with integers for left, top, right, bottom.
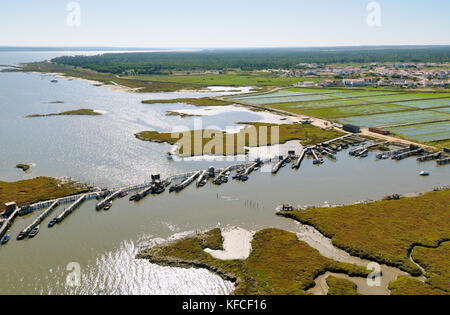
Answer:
[[28, 226, 40, 238], [16, 232, 27, 241], [48, 218, 58, 228], [1, 234, 11, 245]]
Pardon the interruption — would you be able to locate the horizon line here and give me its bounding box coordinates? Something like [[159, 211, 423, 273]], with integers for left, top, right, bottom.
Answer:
[[1, 44, 450, 50]]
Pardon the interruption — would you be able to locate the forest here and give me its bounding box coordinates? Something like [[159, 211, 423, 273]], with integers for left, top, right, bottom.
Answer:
[[51, 46, 450, 75]]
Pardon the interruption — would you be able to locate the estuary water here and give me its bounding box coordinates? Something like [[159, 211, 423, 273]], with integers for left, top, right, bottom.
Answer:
[[0, 51, 449, 295]]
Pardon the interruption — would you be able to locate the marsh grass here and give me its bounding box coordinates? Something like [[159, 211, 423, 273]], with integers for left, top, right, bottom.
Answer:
[[389, 276, 447, 295], [137, 228, 370, 295], [135, 123, 344, 156], [412, 241, 450, 292], [326, 276, 359, 295], [279, 189, 450, 276], [0, 177, 89, 212]]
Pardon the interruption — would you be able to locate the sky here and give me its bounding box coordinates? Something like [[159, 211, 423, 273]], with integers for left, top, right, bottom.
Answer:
[[0, 0, 449, 48]]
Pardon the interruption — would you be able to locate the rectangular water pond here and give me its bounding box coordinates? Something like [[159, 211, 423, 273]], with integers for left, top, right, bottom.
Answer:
[[388, 121, 450, 142], [357, 93, 450, 104], [277, 98, 373, 111], [337, 110, 450, 128], [394, 99, 450, 109], [233, 94, 335, 105], [430, 107, 450, 114], [298, 103, 411, 120]]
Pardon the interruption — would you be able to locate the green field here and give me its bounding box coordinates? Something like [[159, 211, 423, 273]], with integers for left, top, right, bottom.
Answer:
[[132, 72, 317, 88]]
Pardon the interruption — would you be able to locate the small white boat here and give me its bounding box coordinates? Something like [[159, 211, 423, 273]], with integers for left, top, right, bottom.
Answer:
[[420, 171, 430, 176]]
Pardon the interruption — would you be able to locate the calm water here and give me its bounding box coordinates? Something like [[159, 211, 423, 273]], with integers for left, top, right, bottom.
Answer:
[[0, 51, 449, 295]]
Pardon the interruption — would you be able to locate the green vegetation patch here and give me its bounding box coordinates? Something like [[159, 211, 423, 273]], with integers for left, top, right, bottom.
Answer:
[[135, 123, 344, 156], [142, 97, 234, 107], [326, 276, 359, 295], [427, 139, 450, 150], [389, 276, 448, 295], [278, 189, 450, 276], [0, 177, 89, 212], [137, 228, 370, 295], [25, 109, 102, 118], [412, 241, 450, 292]]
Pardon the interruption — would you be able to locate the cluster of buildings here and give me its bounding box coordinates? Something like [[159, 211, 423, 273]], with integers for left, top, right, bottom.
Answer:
[[271, 62, 450, 89], [298, 77, 450, 88]]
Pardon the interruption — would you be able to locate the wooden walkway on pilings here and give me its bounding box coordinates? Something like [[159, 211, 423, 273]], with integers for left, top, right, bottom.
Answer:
[[96, 189, 124, 210], [392, 148, 425, 161], [174, 170, 202, 192], [56, 195, 87, 224], [20, 201, 59, 236], [292, 149, 306, 169], [18, 192, 100, 217], [272, 155, 292, 174], [418, 152, 442, 162], [350, 141, 389, 157], [437, 157, 450, 165], [0, 209, 20, 239], [196, 170, 209, 187], [322, 134, 353, 146]]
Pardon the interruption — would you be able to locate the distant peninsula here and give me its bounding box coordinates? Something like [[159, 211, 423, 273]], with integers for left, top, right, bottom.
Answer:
[[25, 109, 102, 118]]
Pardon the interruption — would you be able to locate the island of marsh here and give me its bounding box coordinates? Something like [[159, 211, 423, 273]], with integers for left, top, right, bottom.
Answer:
[[135, 123, 344, 156], [0, 177, 89, 213], [25, 109, 102, 118], [137, 228, 370, 295], [15, 164, 31, 173]]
